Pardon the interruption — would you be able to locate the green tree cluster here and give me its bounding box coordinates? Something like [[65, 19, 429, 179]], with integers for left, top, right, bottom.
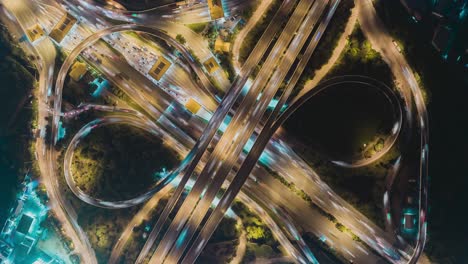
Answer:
[[0, 23, 37, 224], [72, 124, 180, 200], [175, 34, 186, 45], [294, 0, 355, 95], [211, 217, 239, 242], [231, 201, 276, 247], [238, 0, 281, 64]]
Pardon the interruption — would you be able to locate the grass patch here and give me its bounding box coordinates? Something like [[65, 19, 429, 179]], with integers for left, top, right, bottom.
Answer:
[[186, 22, 209, 34]]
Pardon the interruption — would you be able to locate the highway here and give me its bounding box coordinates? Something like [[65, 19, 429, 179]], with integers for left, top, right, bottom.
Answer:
[[107, 184, 173, 264], [52, 8, 316, 210], [52, 6, 294, 208], [54, 1, 420, 262], [3, 0, 218, 259], [61, 108, 315, 264], [94, 33, 217, 111], [61, 78, 396, 264], [154, 0, 335, 262], [58, 74, 349, 264], [97, 0, 422, 260], [2, 0, 430, 262], [182, 2, 347, 262], [63, 111, 192, 208], [134, 1, 299, 262], [146, 0, 324, 262], [356, 0, 429, 262], [81, 5, 420, 264], [65, 0, 230, 91], [184, 75, 401, 264], [9, 2, 272, 260], [234, 0, 430, 261], [52, 23, 218, 146], [76, 0, 212, 24]]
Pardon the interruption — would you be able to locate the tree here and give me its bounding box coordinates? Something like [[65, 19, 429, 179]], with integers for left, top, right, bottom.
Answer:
[[257, 244, 274, 258], [246, 226, 265, 241], [335, 222, 346, 232], [175, 34, 186, 45]]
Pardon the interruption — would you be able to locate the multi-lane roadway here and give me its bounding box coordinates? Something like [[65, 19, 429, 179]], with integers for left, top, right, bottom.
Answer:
[[1, 0, 430, 263], [148, 0, 332, 262]]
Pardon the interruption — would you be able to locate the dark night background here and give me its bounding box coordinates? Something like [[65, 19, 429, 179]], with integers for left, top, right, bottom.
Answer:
[[376, 0, 468, 262]]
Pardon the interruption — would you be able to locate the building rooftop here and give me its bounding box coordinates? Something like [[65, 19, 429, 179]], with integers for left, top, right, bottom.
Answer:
[[16, 215, 33, 235], [0, 239, 13, 260], [26, 24, 45, 42], [207, 0, 224, 20], [149, 56, 171, 81], [203, 57, 220, 74], [185, 98, 201, 114], [214, 37, 231, 53], [91, 78, 109, 98], [49, 13, 77, 43], [69, 61, 87, 82]]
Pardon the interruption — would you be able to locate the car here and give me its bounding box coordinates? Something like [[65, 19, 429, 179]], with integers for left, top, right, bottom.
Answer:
[[392, 40, 402, 53]]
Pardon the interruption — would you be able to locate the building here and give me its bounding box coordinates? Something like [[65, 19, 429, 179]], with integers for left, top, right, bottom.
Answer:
[[203, 57, 220, 74], [403, 214, 415, 230], [49, 13, 77, 43], [398, 0, 467, 61], [0, 177, 49, 263], [30, 250, 62, 264], [185, 98, 201, 114], [69, 61, 87, 82], [214, 37, 231, 53], [26, 24, 45, 42], [16, 215, 34, 235], [0, 239, 13, 261], [90, 78, 109, 98], [149, 56, 171, 81], [207, 0, 225, 20]]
